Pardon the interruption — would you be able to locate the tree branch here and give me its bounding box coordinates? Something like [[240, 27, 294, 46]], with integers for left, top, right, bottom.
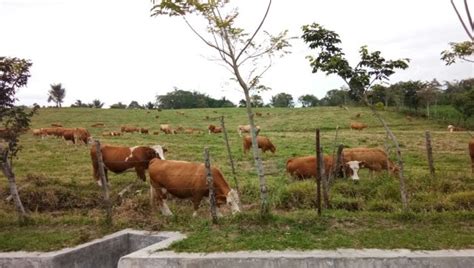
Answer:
[[452, 0, 473, 40], [235, 0, 272, 62], [464, 0, 474, 30]]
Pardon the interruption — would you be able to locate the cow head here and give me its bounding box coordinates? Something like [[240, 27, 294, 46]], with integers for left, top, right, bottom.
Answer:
[[447, 125, 454, 132], [344, 160, 365, 180], [226, 189, 241, 214], [150, 145, 166, 160]]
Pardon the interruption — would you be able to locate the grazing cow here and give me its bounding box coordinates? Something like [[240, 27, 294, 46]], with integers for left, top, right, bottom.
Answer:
[[469, 139, 474, 174], [350, 122, 368, 131], [148, 159, 241, 217], [208, 124, 222, 134], [140, 128, 149, 134], [237, 124, 261, 137], [32, 129, 42, 137], [91, 123, 105, 128], [62, 128, 92, 144], [90, 144, 166, 186], [121, 126, 139, 133], [242, 135, 276, 154], [160, 124, 176, 134], [102, 131, 121, 137], [51, 123, 63, 127], [286, 155, 363, 181], [342, 147, 399, 176], [256, 112, 262, 117], [448, 125, 465, 132]]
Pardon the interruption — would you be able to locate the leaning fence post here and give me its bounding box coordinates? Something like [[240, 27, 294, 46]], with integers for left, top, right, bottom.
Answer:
[[220, 116, 241, 204], [320, 146, 330, 209], [95, 140, 112, 225], [204, 147, 218, 224], [425, 131, 435, 178], [315, 129, 322, 215]]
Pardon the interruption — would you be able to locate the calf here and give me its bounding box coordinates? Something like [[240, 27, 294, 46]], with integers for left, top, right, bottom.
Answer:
[[237, 124, 261, 137], [148, 159, 240, 217], [208, 124, 222, 134], [242, 135, 275, 154], [350, 122, 368, 131], [90, 144, 166, 186]]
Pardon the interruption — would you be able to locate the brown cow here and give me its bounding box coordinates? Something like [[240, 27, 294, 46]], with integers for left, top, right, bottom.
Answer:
[[148, 159, 240, 216], [208, 124, 222, 134], [90, 144, 166, 186], [469, 139, 474, 174], [256, 112, 262, 117], [350, 122, 368, 131], [286, 155, 363, 181], [32, 129, 42, 137], [121, 126, 139, 133], [342, 147, 399, 176], [62, 128, 92, 144], [448, 125, 465, 132], [242, 135, 276, 154], [237, 124, 261, 137], [140, 128, 149, 134], [160, 124, 176, 134], [91, 123, 105, 127]]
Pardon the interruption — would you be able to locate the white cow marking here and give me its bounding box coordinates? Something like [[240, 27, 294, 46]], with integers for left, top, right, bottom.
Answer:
[[346, 160, 362, 180], [124, 146, 138, 161], [151, 145, 165, 160]]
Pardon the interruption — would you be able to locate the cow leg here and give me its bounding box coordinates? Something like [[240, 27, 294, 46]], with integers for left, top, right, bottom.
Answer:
[[150, 185, 172, 216], [192, 195, 202, 217], [135, 167, 147, 182]]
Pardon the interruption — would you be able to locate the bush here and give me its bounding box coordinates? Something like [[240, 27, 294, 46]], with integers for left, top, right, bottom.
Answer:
[[374, 102, 385, 111], [367, 200, 396, 212], [277, 181, 315, 209], [331, 195, 363, 211]]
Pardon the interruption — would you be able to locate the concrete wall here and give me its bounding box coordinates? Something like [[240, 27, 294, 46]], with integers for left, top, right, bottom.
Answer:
[[0, 229, 168, 268]]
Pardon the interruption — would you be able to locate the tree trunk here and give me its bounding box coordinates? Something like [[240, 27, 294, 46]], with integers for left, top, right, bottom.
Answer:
[[0, 146, 28, 221], [243, 90, 269, 215], [315, 129, 322, 215], [220, 116, 242, 208], [363, 95, 408, 210]]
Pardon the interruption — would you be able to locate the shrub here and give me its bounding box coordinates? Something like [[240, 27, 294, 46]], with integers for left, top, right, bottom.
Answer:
[[448, 191, 474, 210], [367, 200, 396, 212], [331, 195, 363, 211], [277, 181, 315, 209]]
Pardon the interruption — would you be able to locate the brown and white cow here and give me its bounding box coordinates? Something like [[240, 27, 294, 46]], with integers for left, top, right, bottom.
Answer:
[[342, 147, 399, 176], [286, 155, 363, 181], [469, 139, 474, 174], [160, 124, 176, 134], [208, 124, 222, 134], [90, 144, 166, 186], [237, 124, 261, 137], [242, 135, 275, 154], [102, 131, 121, 137], [448, 125, 466, 132], [350, 122, 368, 131], [148, 159, 240, 217]]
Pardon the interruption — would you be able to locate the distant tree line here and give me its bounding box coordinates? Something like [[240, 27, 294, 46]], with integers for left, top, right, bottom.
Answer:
[[156, 88, 235, 109]]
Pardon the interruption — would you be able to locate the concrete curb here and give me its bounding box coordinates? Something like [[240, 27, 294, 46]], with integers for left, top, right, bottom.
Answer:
[[118, 248, 474, 268]]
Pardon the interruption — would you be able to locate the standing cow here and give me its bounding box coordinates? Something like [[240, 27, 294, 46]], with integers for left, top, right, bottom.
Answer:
[[286, 155, 363, 181], [90, 144, 166, 186], [242, 135, 275, 154], [148, 159, 241, 217], [342, 147, 399, 176]]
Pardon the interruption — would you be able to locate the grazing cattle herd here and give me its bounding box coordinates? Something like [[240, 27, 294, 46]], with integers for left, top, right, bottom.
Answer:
[[26, 112, 473, 218]]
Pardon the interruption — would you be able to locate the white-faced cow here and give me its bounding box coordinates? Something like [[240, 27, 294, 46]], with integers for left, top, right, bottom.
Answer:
[[286, 155, 363, 181], [342, 147, 399, 177], [90, 144, 166, 186], [148, 159, 240, 217]]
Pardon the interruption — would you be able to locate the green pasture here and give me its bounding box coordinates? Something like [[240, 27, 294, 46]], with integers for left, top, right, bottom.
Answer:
[[0, 107, 472, 252]]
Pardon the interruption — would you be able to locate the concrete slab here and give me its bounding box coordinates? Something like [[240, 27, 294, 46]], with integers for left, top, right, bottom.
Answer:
[[118, 248, 474, 268]]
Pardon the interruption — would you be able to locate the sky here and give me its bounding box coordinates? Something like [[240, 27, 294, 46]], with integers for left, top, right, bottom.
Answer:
[[1, 0, 473, 108]]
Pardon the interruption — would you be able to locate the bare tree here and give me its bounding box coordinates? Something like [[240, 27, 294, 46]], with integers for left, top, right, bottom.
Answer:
[[151, 0, 291, 215]]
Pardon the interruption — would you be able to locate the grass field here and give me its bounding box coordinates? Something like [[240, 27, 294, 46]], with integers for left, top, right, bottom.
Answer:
[[0, 106, 473, 252]]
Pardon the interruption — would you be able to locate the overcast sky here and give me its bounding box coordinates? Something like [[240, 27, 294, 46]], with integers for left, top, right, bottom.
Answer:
[[1, 0, 472, 108]]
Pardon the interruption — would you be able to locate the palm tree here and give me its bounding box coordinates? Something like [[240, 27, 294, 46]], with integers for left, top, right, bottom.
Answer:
[[47, 83, 66, 107]]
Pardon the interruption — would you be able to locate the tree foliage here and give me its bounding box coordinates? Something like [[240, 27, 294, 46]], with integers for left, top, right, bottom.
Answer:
[[156, 89, 235, 109], [270, 92, 294, 107], [47, 83, 66, 108], [128, 101, 143, 109], [298, 94, 319, 107], [109, 102, 127, 109], [0, 57, 37, 157]]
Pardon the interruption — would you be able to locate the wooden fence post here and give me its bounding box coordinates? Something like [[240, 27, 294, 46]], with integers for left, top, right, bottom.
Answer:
[[384, 133, 391, 177], [425, 131, 435, 178], [94, 140, 112, 225], [220, 116, 241, 204], [328, 126, 339, 185], [320, 146, 329, 209], [315, 129, 322, 215], [204, 147, 218, 224], [333, 144, 345, 180]]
